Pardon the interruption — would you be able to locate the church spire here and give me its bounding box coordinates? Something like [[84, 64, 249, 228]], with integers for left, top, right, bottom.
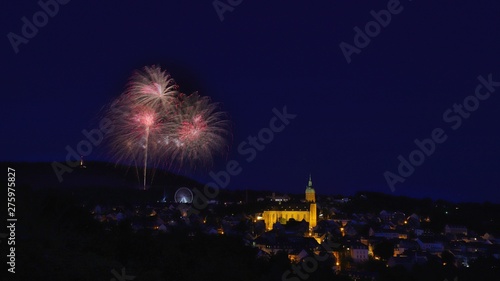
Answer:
[[305, 173, 315, 202], [306, 173, 313, 189]]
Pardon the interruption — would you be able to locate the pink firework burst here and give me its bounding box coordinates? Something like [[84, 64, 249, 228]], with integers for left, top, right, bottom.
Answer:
[[178, 115, 206, 142], [106, 101, 166, 189], [105, 66, 229, 189], [168, 92, 229, 168]]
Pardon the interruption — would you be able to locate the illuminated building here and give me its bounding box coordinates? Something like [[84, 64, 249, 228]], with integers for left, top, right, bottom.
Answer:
[[262, 174, 317, 230]]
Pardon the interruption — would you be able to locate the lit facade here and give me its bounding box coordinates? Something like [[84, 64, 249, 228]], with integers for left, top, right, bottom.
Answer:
[[262, 175, 317, 230]]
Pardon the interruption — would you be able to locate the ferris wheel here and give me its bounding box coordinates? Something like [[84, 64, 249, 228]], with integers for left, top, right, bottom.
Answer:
[[174, 187, 193, 203]]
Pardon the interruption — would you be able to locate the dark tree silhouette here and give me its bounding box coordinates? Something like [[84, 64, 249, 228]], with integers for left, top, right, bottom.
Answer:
[[373, 241, 394, 261]]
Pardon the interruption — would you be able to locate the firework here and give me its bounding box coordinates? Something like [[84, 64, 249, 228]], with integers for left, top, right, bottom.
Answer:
[[124, 65, 179, 111], [168, 92, 229, 168], [105, 65, 229, 189]]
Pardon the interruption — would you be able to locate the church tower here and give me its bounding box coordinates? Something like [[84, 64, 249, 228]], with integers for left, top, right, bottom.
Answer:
[[305, 174, 317, 229], [305, 174, 316, 202]]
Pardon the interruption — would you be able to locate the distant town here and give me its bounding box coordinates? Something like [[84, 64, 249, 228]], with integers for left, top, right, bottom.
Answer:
[[8, 162, 500, 280], [87, 176, 500, 280]]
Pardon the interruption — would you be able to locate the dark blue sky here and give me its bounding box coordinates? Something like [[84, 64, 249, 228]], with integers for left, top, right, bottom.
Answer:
[[2, 1, 500, 203]]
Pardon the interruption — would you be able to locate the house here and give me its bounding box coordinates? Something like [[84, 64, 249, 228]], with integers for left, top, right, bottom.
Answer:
[[465, 241, 489, 254], [334, 218, 351, 228], [267, 192, 291, 202], [158, 224, 167, 232], [482, 233, 495, 241], [288, 249, 309, 263], [413, 229, 424, 236], [116, 212, 126, 222], [393, 239, 419, 256], [388, 251, 428, 270], [346, 242, 369, 263], [416, 237, 445, 254], [364, 236, 387, 256], [314, 220, 341, 236], [387, 255, 414, 270], [445, 225, 468, 236], [392, 211, 406, 225], [406, 213, 421, 228], [379, 210, 392, 222], [369, 228, 407, 240], [253, 232, 319, 255], [344, 223, 358, 237]]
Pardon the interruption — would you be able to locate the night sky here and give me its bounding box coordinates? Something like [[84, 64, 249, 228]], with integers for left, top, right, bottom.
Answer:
[[2, 1, 500, 203]]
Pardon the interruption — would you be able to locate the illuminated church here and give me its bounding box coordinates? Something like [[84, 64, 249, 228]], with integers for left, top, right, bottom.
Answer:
[[262, 175, 317, 230]]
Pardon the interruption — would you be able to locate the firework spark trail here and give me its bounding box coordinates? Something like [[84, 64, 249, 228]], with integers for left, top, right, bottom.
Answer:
[[105, 65, 229, 189], [135, 107, 156, 190], [143, 126, 149, 190]]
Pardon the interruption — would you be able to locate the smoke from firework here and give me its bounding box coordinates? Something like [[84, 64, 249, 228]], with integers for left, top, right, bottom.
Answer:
[[105, 65, 229, 189]]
